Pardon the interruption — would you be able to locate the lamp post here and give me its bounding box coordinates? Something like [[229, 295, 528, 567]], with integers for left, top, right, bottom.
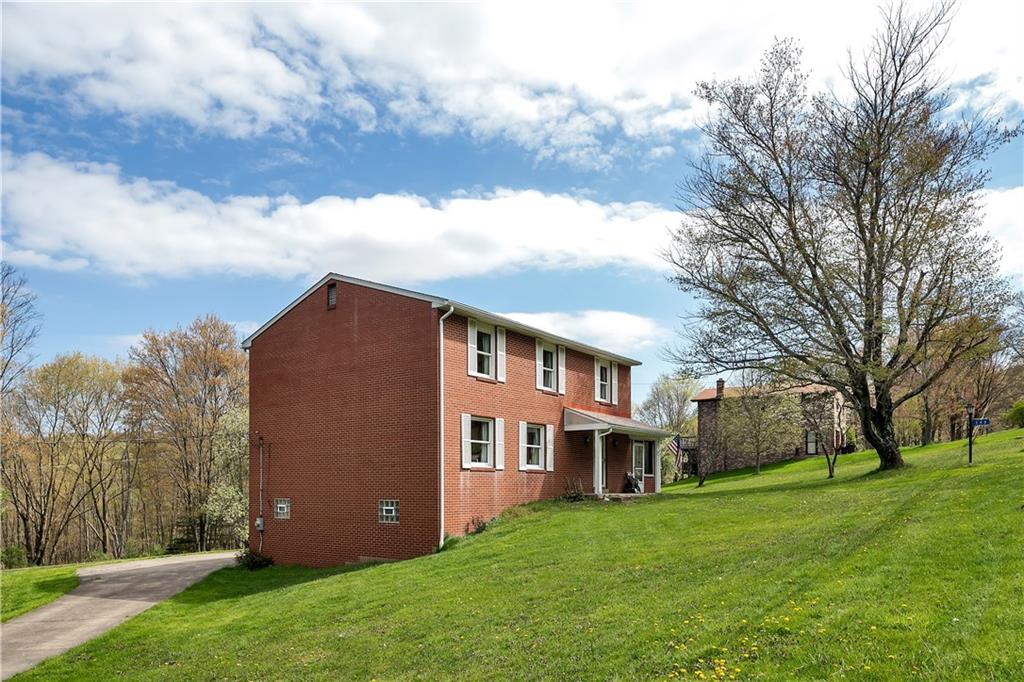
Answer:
[[966, 403, 975, 466]]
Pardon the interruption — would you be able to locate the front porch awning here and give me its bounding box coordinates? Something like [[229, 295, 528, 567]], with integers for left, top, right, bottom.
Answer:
[[563, 407, 672, 439]]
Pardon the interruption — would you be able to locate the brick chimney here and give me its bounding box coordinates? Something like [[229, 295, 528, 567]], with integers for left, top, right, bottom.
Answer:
[[716, 378, 725, 398]]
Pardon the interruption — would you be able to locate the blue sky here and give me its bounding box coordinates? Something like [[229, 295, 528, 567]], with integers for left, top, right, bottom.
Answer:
[[2, 2, 1021, 397]]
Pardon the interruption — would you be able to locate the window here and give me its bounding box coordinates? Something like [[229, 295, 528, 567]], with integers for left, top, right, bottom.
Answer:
[[274, 498, 291, 519], [378, 500, 399, 523], [327, 282, 337, 309], [541, 342, 556, 390], [470, 417, 493, 465], [632, 442, 646, 479], [597, 359, 611, 402], [806, 430, 818, 455], [476, 323, 494, 377], [644, 442, 654, 477], [525, 424, 545, 468]]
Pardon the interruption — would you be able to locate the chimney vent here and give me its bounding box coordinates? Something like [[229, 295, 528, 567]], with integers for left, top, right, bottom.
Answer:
[[716, 378, 726, 398]]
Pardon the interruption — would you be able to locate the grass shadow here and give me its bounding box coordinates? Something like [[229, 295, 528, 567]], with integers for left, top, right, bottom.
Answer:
[[169, 561, 383, 607]]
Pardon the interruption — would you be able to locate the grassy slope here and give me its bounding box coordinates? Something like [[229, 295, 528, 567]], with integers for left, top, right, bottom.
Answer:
[[1, 565, 79, 623], [18, 430, 1024, 681]]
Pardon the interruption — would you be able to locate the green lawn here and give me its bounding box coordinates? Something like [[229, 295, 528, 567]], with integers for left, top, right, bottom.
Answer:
[[1, 564, 80, 623], [17, 429, 1024, 680]]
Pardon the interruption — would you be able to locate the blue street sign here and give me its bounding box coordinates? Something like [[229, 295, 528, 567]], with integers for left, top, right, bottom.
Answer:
[[972, 418, 991, 427]]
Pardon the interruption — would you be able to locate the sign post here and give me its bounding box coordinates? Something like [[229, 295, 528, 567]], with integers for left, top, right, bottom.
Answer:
[[966, 404, 974, 465]]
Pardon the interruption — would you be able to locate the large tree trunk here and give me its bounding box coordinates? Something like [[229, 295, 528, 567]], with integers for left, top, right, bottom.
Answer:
[[921, 396, 934, 446], [861, 396, 904, 469]]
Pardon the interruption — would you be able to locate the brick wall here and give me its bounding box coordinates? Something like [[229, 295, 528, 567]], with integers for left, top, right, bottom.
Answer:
[[443, 314, 634, 536], [248, 280, 440, 566]]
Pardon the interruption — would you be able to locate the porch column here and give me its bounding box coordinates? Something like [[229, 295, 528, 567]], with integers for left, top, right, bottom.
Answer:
[[654, 439, 662, 493], [592, 429, 602, 496]]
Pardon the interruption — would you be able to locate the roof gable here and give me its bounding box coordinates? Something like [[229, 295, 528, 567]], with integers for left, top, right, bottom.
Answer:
[[241, 272, 642, 366]]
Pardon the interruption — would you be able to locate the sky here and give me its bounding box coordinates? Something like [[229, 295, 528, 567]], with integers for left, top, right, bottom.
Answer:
[[2, 1, 1022, 398]]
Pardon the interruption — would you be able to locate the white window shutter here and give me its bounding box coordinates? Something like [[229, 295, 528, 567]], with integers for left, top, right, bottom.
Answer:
[[461, 413, 472, 469], [495, 417, 505, 469], [518, 421, 528, 470], [467, 319, 477, 376], [496, 327, 507, 383], [594, 357, 601, 401], [545, 424, 555, 471], [535, 339, 544, 389], [557, 345, 566, 395], [611, 362, 619, 405]]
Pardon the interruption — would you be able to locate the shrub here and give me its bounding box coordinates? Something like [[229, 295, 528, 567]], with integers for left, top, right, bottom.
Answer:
[[470, 517, 488, 535], [235, 548, 274, 570], [1, 545, 27, 568], [436, 535, 462, 553], [1005, 401, 1024, 428], [165, 536, 198, 555]]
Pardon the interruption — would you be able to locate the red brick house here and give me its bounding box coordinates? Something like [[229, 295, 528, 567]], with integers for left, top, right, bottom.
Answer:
[[693, 378, 849, 475], [243, 273, 668, 566]]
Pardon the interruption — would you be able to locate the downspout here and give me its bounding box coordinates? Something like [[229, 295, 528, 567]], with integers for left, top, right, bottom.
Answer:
[[257, 435, 265, 552], [437, 304, 455, 548]]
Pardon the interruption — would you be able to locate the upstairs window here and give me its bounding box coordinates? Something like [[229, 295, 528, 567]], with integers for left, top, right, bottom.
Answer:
[[536, 340, 565, 393], [468, 319, 504, 381], [541, 342, 556, 390], [594, 357, 619, 405], [327, 282, 337, 309], [476, 325, 494, 376], [597, 359, 610, 402]]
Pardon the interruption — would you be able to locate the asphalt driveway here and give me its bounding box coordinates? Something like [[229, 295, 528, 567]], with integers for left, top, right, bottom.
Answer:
[[1, 551, 234, 679]]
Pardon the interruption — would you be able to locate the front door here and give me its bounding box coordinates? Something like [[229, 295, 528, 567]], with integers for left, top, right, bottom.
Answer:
[[632, 441, 646, 480]]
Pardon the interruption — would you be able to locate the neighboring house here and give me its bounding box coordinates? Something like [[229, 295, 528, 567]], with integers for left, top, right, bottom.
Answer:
[[244, 273, 669, 566], [693, 378, 849, 474]]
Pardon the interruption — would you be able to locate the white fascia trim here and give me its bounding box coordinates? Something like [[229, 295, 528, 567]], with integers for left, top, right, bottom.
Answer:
[[241, 273, 445, 349], [434, 301, 642, 367]]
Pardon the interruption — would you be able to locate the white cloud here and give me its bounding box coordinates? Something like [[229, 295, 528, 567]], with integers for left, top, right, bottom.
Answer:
[[978, 186, 1024, 283], [230, 321, 261, 337], [500, 311, 668, 356], [0, 152, 677, 282], [4, 152, 1020, 285], [3, 2, 1019, 167]]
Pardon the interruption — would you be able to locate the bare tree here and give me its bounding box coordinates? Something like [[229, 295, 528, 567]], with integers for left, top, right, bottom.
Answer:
[[668, 3, 1018, 469], [635, 374, 700, 433], [124, 316, 247, 551], [635, 374, 700, 480], [68, 357, 133, 558], [0, 263, 42, 396], [802, 391, 844, 478], [720, 370, 802, 474], [2, 355, 105, 564]]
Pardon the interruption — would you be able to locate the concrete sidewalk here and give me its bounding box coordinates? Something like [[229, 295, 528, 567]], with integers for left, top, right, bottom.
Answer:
[[1, 552, 234, 679]]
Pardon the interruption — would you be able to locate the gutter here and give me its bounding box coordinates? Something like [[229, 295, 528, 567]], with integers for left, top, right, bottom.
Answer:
[[437, 304, 455, 548]]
